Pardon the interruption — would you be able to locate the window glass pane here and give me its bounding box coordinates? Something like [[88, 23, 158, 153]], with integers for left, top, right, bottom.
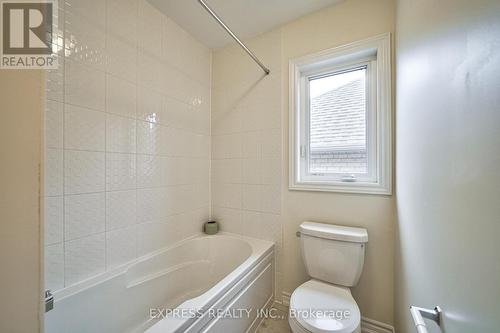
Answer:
[[309, 67, 367, 174]]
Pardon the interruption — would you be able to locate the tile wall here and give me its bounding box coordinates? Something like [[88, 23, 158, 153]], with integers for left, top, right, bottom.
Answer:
[[210, 30, 283, 297], [44, 0, 211, 291]]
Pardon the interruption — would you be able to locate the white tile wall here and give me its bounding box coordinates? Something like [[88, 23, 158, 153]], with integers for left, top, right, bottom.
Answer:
[[64, 193, 105, 240], [136, 220, 170, 256], [43, 0, 282, 297], [136, 154, 166, 188], [44, 196, 64, 245], [137, 86, 163, 123], [64, 60, 105, 111], [45, 243, 64, 291], [105, 190, 137, 231], [45, 100, 64, 149], [64, 150, 105, 194], [106, 0, 137, 44], [64, 105, 105, 151], [106, 75, 137, 118], [64, 233, 105, 286], [65, 12, 106, 70], [105, 153, 136, 191], [44, 0, 211, 291], [105, 114, 137, 153], [106, 35, 137, 82], [211, 31, 283, 299], [45, 148, 63, 196], [106, 226, 137, 269]]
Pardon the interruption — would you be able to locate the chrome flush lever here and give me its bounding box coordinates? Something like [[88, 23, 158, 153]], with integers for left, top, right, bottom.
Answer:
[[45, 289, 54, 312]]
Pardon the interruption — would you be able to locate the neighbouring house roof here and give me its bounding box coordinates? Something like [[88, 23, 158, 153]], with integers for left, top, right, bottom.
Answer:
[[310, 78, 366, 151]]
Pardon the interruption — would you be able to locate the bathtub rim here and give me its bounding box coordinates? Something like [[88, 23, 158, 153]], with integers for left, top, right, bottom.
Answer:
[[50, 232, 274, 304], [143, 244, 275, 333]]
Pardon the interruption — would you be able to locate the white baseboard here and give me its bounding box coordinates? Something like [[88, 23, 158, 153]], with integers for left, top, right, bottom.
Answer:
[[278, 291, 395, 333], [271, 300, 288, 313], [280, 291, 291, 306], [361, 317, 395, 333]]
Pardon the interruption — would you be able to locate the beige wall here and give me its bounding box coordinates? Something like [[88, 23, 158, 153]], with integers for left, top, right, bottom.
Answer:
[[395, 0, 500, 332], [281, 0, 396, 325], [212, 0, 396, 325], [0, 70, 44, 332]]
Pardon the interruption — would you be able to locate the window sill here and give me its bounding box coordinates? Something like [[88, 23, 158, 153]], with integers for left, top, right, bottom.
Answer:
[[289, 181, 392, 195]]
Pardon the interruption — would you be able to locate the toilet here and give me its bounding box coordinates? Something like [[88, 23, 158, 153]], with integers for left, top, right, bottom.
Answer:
[[289, 222, 368, 333]]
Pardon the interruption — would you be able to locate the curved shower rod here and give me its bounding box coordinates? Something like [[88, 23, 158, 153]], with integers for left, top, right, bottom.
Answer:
[[197, 0, 270, 75]]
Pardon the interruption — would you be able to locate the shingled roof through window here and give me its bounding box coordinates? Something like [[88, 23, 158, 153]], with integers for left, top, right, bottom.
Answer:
[[310, 78, 366, 151]]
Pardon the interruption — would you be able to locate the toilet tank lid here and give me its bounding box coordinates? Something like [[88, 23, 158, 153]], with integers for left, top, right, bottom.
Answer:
[[300, 222, 368, 243]]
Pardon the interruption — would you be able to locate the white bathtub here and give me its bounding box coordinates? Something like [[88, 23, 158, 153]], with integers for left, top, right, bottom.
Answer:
[[45, 233, 275, 333]]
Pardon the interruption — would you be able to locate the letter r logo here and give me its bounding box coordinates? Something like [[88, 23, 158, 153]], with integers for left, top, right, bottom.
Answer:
[[2, 2, 53, 54]]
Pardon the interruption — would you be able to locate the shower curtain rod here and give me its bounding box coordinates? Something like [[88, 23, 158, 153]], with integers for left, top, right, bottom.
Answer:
[[197, 0, 270, 75]]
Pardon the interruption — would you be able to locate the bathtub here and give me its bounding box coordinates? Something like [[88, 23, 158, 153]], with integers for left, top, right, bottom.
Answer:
[[45, 233, 275, 333]]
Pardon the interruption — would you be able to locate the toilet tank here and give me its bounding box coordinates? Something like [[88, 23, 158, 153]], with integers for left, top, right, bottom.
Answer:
[[299, 222, 368, 287]]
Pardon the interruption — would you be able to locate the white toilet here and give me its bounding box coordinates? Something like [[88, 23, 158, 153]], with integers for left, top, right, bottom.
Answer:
[[289, 222, 368, 333]]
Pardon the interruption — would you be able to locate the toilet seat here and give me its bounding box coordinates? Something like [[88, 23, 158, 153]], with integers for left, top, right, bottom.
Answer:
[[289, 279, 361, 333]]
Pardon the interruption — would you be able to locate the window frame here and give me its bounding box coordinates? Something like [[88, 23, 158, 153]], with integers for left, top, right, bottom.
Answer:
[[289, 33, 392, 195], [301, 59, 376, 183]]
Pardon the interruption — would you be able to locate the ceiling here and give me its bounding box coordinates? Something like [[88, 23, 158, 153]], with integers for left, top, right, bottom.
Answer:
[[148, 0, 343, 49]]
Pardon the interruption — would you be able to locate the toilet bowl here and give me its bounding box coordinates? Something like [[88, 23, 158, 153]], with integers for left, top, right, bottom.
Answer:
[[288, 280, 361, 333], [288, 222, 368, 333]]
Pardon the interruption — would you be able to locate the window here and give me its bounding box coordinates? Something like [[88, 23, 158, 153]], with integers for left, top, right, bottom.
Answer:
[[289, 34, 392, 194]]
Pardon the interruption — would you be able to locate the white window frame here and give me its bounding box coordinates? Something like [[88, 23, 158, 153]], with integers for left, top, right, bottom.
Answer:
[[289, 33, 392, 195]]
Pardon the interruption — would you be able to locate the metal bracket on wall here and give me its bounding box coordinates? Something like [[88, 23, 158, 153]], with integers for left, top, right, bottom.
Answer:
[[410, 305, 441, 333], [45, 289, 54, 312]]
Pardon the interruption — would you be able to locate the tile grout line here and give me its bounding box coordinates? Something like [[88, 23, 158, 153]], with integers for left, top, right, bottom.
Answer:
[[61, 0, 66, 289], [103, 98, 108, 264], [134, 0, 139, 262], [103, 0, 108, 273]]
